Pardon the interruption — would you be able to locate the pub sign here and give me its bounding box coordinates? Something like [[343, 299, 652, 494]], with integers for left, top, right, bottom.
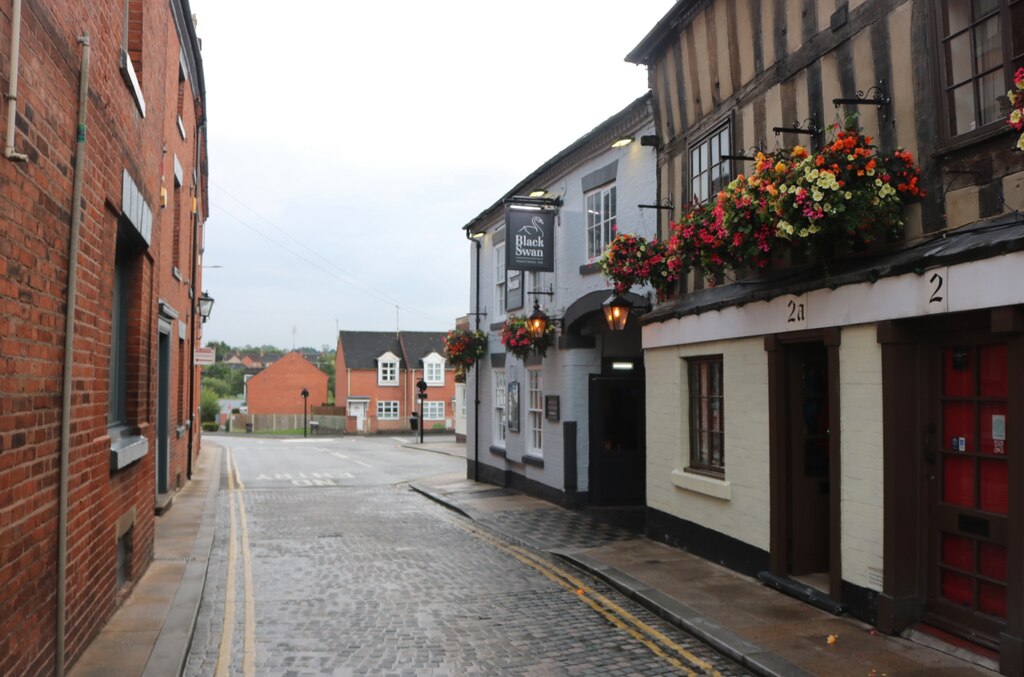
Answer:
[[505, 207, 555, 272]]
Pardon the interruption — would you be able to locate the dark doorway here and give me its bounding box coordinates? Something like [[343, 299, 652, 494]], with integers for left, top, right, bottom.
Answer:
[[588, 372, 645, 506], [785, 342, 831, 580], [157, 329, 170, 495]]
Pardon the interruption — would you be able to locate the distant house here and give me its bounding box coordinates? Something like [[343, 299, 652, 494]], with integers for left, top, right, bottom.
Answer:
[[246, 352, 329, 415], [336, 331, 455, 434]]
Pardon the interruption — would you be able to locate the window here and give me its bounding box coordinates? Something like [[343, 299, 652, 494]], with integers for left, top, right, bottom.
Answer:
[[687, 357, 724, 475], [424, 354, 445, 385], [689, 123, 732, 204], [377, 352, 399, 386], [495, 241, 506, 317], [527, 369, 543, 455], [493, 369, 507, 445], [586, 184, 617, 260], [109, 244, 131, 427], [377, 401, 399, 420], [937, 0, 1023, 142], [423, 401, 445, 420]]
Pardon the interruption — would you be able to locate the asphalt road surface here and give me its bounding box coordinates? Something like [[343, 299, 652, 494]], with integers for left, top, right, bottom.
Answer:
[[184, 434, 750, 676]]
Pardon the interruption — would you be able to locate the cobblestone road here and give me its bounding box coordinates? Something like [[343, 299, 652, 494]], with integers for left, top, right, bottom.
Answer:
[[185, 442, 750, 676]]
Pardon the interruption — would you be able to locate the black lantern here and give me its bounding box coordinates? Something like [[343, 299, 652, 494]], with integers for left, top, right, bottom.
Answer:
[[602, 294, 632, 331], [528, 299, 550, 338], [197, 291, 215, 322]]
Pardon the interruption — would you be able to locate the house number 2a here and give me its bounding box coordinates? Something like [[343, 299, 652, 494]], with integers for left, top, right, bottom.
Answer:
[[784, 294, 808, 329], [787, 299, 805, 323]]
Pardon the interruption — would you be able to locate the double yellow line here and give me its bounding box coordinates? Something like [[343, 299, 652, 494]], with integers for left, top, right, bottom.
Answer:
[[215, 448, 257, 677], [456, 520, 725, 677]]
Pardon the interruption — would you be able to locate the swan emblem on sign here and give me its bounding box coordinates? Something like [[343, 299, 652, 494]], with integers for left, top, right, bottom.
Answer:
[[518, 216, 546, 238]]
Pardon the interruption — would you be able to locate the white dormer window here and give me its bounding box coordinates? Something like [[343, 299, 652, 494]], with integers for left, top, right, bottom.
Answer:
[[424, 352, 445, 386], [377, 351, 400, 386]]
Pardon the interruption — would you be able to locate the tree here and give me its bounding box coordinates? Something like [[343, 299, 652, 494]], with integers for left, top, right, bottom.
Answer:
[[200, 388, 220, 423]]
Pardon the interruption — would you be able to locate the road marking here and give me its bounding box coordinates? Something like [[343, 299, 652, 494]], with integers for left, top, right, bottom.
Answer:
[[330, 451, 372, 467], [216, 448, 256, 677], [214, 451, 238, 677], [454, 520, 723, 677]]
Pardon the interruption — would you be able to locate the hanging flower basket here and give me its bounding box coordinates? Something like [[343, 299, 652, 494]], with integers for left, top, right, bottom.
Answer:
[[1009, 67, 1024, 151], [598, 232, 679, 300], [443, 329, 487, 382], [501, 315, 556, 360], [670, 116, 923, 281]]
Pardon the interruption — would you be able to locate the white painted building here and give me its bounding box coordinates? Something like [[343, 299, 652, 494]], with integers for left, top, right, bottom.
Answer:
[[462, 94, 657, 506]]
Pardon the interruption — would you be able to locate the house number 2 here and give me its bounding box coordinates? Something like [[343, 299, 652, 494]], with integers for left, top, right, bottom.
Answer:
[[929, 272, 943, 304], [922, 267, 949, 314]]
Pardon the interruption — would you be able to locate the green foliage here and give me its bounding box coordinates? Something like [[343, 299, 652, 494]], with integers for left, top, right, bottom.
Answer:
[[201, 421, 220, 432], [199, 388, 220, 423], [201, 376, 232, 398]]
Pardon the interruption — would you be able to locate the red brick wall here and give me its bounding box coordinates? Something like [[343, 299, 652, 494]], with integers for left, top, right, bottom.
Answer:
[[0, 1, 207, 673], [338, 367, 457, 433], [246, 352, 330, 415]]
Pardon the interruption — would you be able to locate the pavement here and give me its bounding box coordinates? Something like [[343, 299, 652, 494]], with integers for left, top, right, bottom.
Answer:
[[69, 437, 1000, 676]]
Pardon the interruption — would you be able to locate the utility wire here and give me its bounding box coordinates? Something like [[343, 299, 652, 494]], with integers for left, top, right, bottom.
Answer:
[[207, 180, 452, 326]]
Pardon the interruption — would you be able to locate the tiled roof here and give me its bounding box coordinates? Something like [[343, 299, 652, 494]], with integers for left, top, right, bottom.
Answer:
[[338, 331, 446, 370]]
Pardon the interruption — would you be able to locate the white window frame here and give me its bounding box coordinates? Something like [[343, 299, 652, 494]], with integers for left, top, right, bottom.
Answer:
[[585, 184, 616, 260], [527, 369, 543, 456], [494, 239, 506, 318], [424, 353, 445, 386], [377, 400, 399, 420], [423, 401, 445, 420], [493, 369, 507, 445], [690, 122, 732, 204], [377, 352, 400, 386]]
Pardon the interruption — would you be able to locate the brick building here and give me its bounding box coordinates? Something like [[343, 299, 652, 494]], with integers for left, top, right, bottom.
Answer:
[[245, 351, 329, 415], [0, 0, 209, 674], [336, 331, 455, 434], [627, 1, 1023, 672]]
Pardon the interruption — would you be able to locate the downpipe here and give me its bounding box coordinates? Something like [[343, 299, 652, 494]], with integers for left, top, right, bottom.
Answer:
[[57, 34, 90, 677], [4, 0, 28, 161]]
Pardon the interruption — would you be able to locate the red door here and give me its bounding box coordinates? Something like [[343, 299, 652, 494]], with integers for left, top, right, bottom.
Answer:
[[929, 343, 1009, 646]]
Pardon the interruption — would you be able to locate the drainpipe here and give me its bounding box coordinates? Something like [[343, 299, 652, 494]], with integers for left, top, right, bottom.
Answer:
[[186, 114, 206, 479], [464, 228, 481, 481], [57, 34, 90, 677], [4, 0, 27, 161]]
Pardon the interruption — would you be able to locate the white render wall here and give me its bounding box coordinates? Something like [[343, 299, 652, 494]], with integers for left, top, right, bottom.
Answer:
[[838, 324, 884, 592], [644, 324, 887, 590], [645, 336, 772, 551], [466, 111, 656, 496]]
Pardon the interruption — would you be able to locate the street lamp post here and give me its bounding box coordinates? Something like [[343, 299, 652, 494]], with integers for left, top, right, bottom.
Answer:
[[416, 378, 427, 444], [301, 387, 309, 438]]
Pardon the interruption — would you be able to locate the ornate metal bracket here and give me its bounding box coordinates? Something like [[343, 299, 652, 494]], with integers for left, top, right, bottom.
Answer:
[[723, 145, 765, 162], [638, 196, 675, 212], [773, 118, 820, 138], [833, 81, 891, 121]]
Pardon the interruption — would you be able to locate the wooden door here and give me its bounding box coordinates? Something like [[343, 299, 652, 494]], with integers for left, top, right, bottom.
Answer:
[[928, 343, 1009, 646], [786, 343, 831, 575]]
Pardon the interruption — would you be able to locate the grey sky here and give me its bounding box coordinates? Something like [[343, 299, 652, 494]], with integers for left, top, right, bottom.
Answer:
[[192, 0, 672, 350]]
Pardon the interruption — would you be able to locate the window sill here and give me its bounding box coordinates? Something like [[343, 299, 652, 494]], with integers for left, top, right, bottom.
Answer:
[[377, 382, 399, 387], [110, 432, 148, 471], [671, 468, 730, 500], [578, 262, 602, 276], [523, 453, 544, 468], [489, 445, 507, 457], [119, 50, 146, 117]]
